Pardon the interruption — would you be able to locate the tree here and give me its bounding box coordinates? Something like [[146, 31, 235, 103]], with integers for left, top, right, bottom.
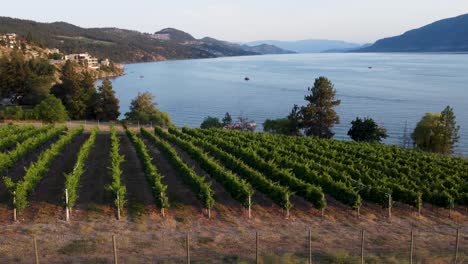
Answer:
[[200, 116, 223, 129], [439, 106, 460, 154], [263, 105, 302, 136], [93, 79, 120, 121], [51, 62, 97, 120], [412, 113, 441, 153], [222, 112, 232, 126], [301, 77, 341, 138], [413, 106, 460, 154], [347, 117, 388, 142], [124, 92, 171, 127], [263, 118, 291, 135], [0, 51, 55, 105], [34, 95, 68, 123]]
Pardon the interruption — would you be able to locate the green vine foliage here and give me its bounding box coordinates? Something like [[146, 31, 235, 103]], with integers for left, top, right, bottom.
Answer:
[[6, 127, 83, 211], [65, 128, 98, 209], [106, 126, 126, 212], [126, 127, 169, 209], [155, 126, 254, 208], [141, 128, 215, 210]]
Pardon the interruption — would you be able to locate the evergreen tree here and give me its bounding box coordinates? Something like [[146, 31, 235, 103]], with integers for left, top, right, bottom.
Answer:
[[0, 51, 55, 105], [301, 77, 341, 138], [94, 79, 120, 121], [439, 106, 460, 154], [51, 63, 97, 120], [222, 112, 233, 126]]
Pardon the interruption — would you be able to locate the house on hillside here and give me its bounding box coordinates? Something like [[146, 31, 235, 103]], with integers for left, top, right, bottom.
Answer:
[[0, 33, 18, 49], [100, 58, 110, 67], [65, 53, 100, 69], [152, 33, 170, 41]]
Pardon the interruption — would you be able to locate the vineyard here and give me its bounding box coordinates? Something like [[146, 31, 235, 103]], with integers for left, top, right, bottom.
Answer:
[[0, 123, 466, 263]]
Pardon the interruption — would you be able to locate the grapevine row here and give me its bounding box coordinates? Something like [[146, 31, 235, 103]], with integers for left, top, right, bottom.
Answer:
[[65, 128, 98, 209], [168, 127, 293, 210], [126, 127, 169, 210], [4, 127, 83, 211], [206, 129, 362, 209], [183, 127, 327, 210], [154, 127, 254, 208], [0, 126, 65, 174], [140, 128, 215, 211], [106, 127, 126, 215]]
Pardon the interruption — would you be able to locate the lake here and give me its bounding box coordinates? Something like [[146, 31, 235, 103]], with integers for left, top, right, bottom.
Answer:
[[112, 53, 468, 156]]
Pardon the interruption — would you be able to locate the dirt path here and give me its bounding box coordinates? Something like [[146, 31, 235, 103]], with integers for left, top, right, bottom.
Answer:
[[119, 133, 155, 207], [142, 137, 202, 209], [75, 133, 113, 207]]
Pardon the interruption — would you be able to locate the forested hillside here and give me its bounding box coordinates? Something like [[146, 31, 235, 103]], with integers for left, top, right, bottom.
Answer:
[[0, 17, 290, 63]]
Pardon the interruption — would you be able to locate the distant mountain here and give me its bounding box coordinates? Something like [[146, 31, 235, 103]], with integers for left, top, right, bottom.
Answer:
[[323, 43, 372, 53], [0, 17, 289, 63], [357, 13, 468, 52], [246, 39, 362, 53], [241, 44, 295, 55]]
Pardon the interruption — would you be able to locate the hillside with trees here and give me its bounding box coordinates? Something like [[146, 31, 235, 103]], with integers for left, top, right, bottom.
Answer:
[[357, 13, 468, 52], [0, 17, 291, 63]]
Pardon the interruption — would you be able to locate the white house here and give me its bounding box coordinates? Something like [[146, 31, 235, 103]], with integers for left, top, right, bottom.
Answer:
[[65, 53, 100, 69]]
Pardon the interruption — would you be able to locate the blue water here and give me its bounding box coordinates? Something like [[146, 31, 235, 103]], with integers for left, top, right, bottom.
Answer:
[[112, 53, 468, 156]]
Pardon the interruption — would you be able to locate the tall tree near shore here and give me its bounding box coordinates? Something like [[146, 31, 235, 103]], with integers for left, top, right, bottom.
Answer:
[[222, 112, 232, 126], [412, 106, 460, 154], [125, 92, 171, 127], [301, 77, 341, 138], [347, 117, 388, 142], [93, 79, 121, 121], [51, 62, 98, 120], [439, 106, 460, 154]]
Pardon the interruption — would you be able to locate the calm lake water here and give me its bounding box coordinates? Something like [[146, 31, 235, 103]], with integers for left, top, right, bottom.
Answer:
[[112, 53, 468, 156]]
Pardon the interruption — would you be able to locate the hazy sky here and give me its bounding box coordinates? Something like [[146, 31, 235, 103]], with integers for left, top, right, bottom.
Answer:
[[2, 0, 468, 43]]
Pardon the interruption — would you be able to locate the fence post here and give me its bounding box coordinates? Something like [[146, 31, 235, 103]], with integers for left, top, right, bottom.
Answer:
[[112, 235, 118, 264], [309, 228, 312, 264], [248, 195, 252, 219], [357, 206, 360, 219], [160, 192, 165, 218], [256, 231, 259, 264], [410, 229, 413, 264], [65, 188, 70, 222], [186, 233, 190, 264], [388, 194, 392, 221], [116, 193, 121, 220], [13, 191, 17, 222], [33, 236, 39, 264], [454, 226, 460, 264], [361, 229, 365, 264]]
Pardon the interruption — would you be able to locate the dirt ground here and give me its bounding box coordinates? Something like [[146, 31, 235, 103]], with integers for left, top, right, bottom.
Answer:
[[0, 129, 466, 263]]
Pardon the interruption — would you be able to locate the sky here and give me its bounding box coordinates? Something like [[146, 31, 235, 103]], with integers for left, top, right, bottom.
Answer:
[[2, 0, 468, 43]]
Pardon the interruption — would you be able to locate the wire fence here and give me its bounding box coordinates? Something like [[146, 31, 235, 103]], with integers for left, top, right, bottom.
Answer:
[[0, 226, 466, 263]]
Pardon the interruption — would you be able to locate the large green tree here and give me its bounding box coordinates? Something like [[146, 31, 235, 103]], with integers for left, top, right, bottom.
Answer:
[[124, 92, 171, 127], [222, 112, 232, 127], [51, 62, 96, 120], [412, 106, 460, 154], [92, 79, 120, 121], [301, 77, 341, 138], [263, 105, 302, 136], [0, 51, 55, 105], [34, 95, 68, 123], [200, 116, 223, 129], [347, 117, 388, 142]]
